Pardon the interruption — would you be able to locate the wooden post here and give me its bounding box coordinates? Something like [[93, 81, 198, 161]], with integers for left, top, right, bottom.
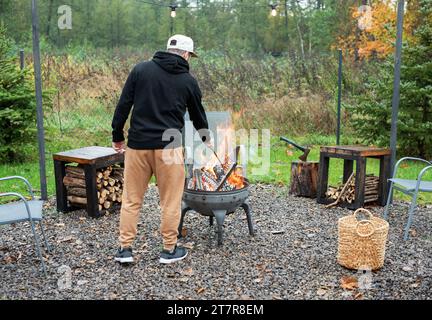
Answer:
[[317, 153, 330, 203], [354, 157, 367, 209], [54, 160, 68, 212], [289, 161, 319, 198], [379, 155, 391, 206]]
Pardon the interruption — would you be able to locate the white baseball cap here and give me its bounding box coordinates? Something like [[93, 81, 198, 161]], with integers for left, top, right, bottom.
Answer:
[[167, 34, 198, 57]]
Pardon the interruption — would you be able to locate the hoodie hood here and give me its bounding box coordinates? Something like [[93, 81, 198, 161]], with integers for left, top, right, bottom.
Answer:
[[152, 51, 190, 74]]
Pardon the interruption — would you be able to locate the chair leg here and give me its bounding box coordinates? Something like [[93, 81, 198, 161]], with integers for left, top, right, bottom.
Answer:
[[404, 193, 419, 241], [39, 221, 51, 253], [383, 182, 394, 220], [29, 219, 47, 276]]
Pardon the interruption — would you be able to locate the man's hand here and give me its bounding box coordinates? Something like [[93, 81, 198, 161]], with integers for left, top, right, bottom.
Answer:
[[204, 139, 214, 151], [112, 141, 126, 154]]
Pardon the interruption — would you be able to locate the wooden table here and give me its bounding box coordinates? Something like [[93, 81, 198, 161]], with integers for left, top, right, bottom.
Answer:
[[53, 146, 124, 218], [317, 145, 391, 209]]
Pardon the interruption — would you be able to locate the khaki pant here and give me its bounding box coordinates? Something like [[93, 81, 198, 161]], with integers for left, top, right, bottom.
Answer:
[[119, 147, 185, 251]]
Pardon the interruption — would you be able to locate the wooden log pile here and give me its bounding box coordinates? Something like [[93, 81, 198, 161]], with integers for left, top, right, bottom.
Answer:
[[63, 165, 124, 211], [326, 174, 379, 204]]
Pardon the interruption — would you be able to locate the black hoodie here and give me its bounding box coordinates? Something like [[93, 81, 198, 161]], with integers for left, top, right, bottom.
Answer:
[[111, 51, 209, 149]]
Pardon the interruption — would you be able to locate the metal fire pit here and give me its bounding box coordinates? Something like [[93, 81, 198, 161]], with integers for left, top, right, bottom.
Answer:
[[178, 183, 254, 245]]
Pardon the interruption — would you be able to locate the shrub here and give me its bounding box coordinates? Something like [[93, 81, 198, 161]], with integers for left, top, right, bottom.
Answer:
[[0, 25, 37, 163]]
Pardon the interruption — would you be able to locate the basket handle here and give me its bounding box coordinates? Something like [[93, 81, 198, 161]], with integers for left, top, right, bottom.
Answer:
[[354, 208, 373, 221], [355, 220, 375, 238]]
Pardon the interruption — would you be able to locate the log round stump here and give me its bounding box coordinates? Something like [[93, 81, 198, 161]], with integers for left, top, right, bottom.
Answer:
[[289, 161, 319, 198]]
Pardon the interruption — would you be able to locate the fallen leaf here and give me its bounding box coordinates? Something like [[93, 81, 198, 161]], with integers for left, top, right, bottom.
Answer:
[[316, 288, 328, 296], [340, 276, 358, 291], [181, 228, 188, 238], [354, 292, 363, 300], [55, 223, 65, 228], [256, 264, 266, 271], [178, 277, 189, 283], [253, 278, 262, 283], [196, 287, 205, 294], [272, 294, 283, 300], [79, 217, 87, 221], [182, 267, 194, 277], [402, 266, 413, 272], [240, 295, 253, 300], [86, 259, 96, 264]]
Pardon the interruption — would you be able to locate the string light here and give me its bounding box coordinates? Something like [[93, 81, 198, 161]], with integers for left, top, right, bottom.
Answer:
[[170, 5, 177, 18], [270, 4, 278, 17]]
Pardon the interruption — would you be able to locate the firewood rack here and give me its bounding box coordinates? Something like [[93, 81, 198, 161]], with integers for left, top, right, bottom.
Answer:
[[317, 145, 391, 210], [53, 146, 124, 218]]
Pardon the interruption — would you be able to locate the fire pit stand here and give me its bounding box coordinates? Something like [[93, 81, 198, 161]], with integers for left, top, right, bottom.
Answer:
[[178, 186, 254, 245]]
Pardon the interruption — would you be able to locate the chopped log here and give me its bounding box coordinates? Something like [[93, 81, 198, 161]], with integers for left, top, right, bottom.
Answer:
[[103, 201, 112, 209], [67, 195, 87, 205], [103, 180, 109, 187], [63, 176, 86, 188], [100, 188, 109, 198], [96, 172, 103, 179], [108, 178, 116, 186], [99, 204, 103, 211], [67, 187, 87, 198], [66, 166, 84, 175], [289, 161, 319, 198], [99, 196, 106, 205]]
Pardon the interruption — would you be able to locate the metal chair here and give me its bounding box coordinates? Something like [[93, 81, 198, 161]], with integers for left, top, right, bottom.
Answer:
[[383, 157, 432, 240], [0, 176, 50, 276]]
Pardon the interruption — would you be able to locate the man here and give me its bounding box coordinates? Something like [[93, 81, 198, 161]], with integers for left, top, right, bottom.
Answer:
[[111, 35, 210, 264]]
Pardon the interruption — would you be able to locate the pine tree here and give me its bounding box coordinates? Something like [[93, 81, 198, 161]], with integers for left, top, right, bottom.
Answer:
[[0, 25, 37, 162]]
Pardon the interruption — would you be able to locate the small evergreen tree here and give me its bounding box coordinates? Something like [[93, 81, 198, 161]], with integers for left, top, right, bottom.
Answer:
[[0, 25, 37, 162], [350, 0, 432, 159]]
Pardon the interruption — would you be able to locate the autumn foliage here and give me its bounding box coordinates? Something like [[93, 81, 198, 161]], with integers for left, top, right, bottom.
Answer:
[[337, 0, 418, 61]]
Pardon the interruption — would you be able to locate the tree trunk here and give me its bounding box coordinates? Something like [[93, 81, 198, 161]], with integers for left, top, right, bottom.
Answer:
[[289, 161, 319, 198]]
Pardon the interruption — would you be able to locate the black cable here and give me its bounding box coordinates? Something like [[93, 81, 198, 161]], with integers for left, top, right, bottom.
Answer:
[[134, 0, 282, 10]]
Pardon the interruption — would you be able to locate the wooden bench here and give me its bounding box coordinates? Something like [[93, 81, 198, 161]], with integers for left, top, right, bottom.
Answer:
[[317, 145, 391, 209], [53, 146, 124, 218]]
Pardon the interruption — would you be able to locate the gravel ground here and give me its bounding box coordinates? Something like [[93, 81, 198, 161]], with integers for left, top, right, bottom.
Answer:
[[0, 184, 431, 300]]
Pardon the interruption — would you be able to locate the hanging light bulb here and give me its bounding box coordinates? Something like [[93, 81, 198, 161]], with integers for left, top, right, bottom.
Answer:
[[270, 4, 277, 17], [170, 5, 177, 18]]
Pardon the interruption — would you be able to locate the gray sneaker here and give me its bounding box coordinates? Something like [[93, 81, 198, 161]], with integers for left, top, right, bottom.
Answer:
[[159, 246, 188, 264], [115, 247, 134, 264]]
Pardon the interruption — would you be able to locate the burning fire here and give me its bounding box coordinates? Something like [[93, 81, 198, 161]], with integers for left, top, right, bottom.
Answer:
[[227, 167, 245, 189], [187, 125, 246, 192]]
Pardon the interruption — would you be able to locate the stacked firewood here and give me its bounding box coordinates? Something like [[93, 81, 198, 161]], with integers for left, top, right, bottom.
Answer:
[[326, 174, 379, 204], [63, 165, 124, 211]]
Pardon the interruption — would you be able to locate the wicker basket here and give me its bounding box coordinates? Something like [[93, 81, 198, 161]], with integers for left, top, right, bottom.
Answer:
[[338, 208, 389, 271]]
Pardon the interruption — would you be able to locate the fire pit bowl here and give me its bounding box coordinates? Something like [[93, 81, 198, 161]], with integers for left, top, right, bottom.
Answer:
[[179, 183, 254, 245]]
